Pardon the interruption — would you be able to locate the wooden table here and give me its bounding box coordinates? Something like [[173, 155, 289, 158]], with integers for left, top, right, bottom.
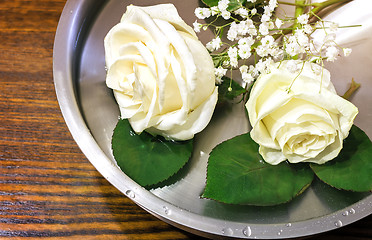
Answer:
[[0, 0, 370, 239]]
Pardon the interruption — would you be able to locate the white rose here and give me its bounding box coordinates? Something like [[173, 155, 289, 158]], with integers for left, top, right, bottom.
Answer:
[[246, 60, 358, 165], [104, 4, 218, 140]]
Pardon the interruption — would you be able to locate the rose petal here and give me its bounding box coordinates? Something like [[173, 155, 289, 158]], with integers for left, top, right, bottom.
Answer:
[[147, 86, 218, 140], [118, 42, 157, 78], [258, 146, 286, 165], [106, 55, 144, 92], [123, 4, 197, 38], [104, 23, 151, 68], [106, 4, 217, 140], [153, 19, 195, 112], [180, 31, 216, 109], [246, 61, 358, 165]]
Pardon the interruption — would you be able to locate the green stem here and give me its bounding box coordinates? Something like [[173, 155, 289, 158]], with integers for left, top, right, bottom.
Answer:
[[277, 1, 307, 7], [312, 0, 353, 15], [294, 0, 306, 28], [342, 78, 360, 99]]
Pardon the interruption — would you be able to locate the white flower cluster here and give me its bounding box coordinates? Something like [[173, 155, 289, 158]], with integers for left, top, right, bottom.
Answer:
[[284, 16, 351, 64], [194, 0, 352, 88]]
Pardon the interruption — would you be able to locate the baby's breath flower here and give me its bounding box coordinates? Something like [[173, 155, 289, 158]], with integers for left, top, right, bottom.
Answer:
[[242, 73, 254, 87], [239, 65, 248, 73], [311, 62, 323, 75], [193, 0, 353, 86], [257, 35, 275, 57], [264, 6, 272, 16], [248, 26, 257, 36], [227, 22, 238, 41], [272, 48, 284, 61], [238, 37, 255, 48], [343, 48, 352, 57], [256, 58, 273, 74], [242, 72, 254, 84], [297, 14, 309, 25], [211, 6, 220, 16], [218, 0, 229, 12], [221, 10, 231, 20], [238, 45, 252, 59], [284, 29, 309, 57], [251, 8, 257, 15], [323, 33, 336, 46], [326, 46, 339, 62], [195, 7, 211, 19], [228, 47, 239, 68], [215, 66, 228, 84], [261, 6, 272, 22], [239, 65, 254, 87], [285, 36, 300, 56], [303, 24, 313, 34], [193, 20, 202, 33], [286, 60, 301, 73], [275, 18, 283, 29], [237, 20, 251, 36], [259, 22, 270, 35], [268, 0, 278, 11], [261, 14, 271, 23], [295, 29, 309, 49], [329, 22, 339, 32], [261, 35, 275, 45], [249, 65, 259, 78], [206, 37, 222, 51], [235, 7, 249, 18]]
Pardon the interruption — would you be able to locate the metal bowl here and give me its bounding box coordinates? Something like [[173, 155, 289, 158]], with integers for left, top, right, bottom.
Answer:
[[53, 0, 372, 238]]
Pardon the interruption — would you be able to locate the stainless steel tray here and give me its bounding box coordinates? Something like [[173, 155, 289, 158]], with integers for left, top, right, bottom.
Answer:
[[53, 0, 372, 238]]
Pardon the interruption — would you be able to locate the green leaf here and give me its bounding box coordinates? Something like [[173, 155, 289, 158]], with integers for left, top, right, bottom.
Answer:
[[201, 0, 219, 7], [218, 76, 247, 102], [112, 119, 193, 186], [227, 0, 245, 11], [245, 0, 266, 8], [310, 125, 372, 192], [201, 0, 246, 11], [203, 133, 314, 206]]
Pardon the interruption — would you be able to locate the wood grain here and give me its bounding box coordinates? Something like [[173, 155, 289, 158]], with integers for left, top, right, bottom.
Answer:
[[0, 0, 370, 239]]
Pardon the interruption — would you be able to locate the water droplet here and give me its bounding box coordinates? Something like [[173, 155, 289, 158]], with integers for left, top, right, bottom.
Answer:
[[334, 220, 343, 227], [286, 223, 292, 227], [199, 150, 206, 157], [69, 10, 73, 14], [163, 206, 171, 215], [222, 227, 233, 236], [349, 208, 356, 214], [242, 226, 252, 237], [125, 190, 135, 198], [342, 211, 349, 216]]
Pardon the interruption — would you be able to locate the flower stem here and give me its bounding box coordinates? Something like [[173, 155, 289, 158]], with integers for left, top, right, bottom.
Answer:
[[294, 0, 307, 20], [342, 78, 360, 99], [312, 0, 353, 15], [277, 1, 308, 7]]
